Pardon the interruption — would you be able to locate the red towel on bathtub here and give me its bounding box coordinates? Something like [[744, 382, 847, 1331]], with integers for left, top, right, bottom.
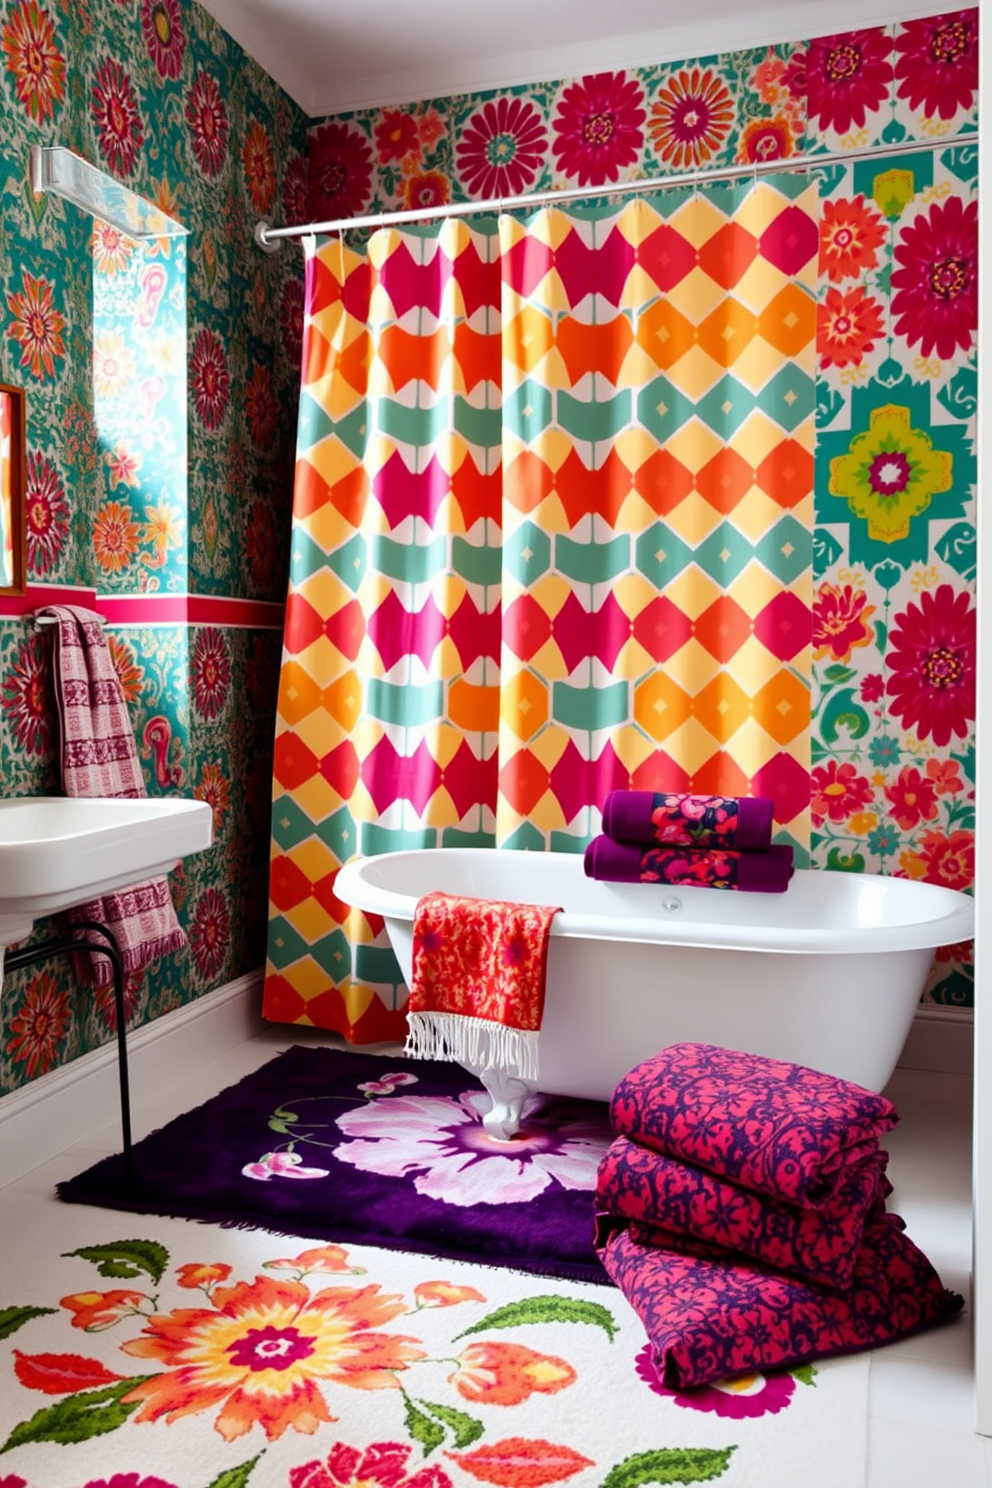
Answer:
[[610, 1043, 898, 1207], [403, 890, 560, 1082], [39, 604, 187, 987], [597, 1213, 963, 1388], [595, 1134, 891, 1290]]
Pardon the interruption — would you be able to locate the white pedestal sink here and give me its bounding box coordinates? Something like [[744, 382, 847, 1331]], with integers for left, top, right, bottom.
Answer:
[[0, 796, 214, 1178], [0, 796, 213, 945]]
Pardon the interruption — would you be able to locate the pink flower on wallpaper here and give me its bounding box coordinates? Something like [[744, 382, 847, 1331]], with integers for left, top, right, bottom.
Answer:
[[810, 760, 874, 825], [308, 120, 373, 220], [890, 196, 977, 361], [455, 94, 548, 198], [242, 118, 277, 215], [635, 1345, 798, 1417], [805, 29, 893, 136], [885, 765, 939, 832], [283, 154, 309, 225], [142, 0, 186, 80], [333, 1090, 606, 1207], [91, 56, 144, 176], [25, 449, 69, 577], [818, 285, 885, 369], [886, 584, 975, 748], [190, 326, 231, 430], [189, 885, 231, 980], [812, 581, 876, 663], [915, 829, 974, 891], [375, 107, 420, 164], [192, 627, 232, 719], [0, 641, 51, 757], [552, 71, 645, 186], [186, 70, 229, 178], [6, 270, 66, 380], [648, 67, 735, 171], [894, 11, 977, 121]]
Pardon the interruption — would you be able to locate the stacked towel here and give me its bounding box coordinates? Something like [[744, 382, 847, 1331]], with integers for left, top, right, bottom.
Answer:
[[595, 1043, 963, 1387], [586, 790, 793, 892]]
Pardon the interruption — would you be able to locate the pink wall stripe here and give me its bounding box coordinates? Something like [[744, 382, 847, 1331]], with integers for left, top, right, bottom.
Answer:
[[0, 587, 285, 629]]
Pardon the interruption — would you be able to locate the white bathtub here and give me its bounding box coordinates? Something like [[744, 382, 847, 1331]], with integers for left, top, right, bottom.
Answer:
[[334, 848, 974, 1135]]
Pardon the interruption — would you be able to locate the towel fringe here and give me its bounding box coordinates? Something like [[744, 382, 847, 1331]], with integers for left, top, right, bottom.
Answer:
[[404, 1011, 541, 1083]]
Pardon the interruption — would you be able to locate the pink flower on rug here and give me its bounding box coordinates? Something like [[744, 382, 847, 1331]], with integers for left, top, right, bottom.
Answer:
[[242, 1150, 331, 1182], [358, 1071, 419, 1097], [332, 1091, 607, 1206], [289, 1442, 454, 1488], [635, 1343, 798, 1416]]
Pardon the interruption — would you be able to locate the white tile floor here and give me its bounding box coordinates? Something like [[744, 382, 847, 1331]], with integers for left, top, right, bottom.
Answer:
[[0, 1028, 985, 1486]]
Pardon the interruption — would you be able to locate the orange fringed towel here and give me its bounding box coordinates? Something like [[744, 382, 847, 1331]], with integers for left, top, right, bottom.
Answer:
[[404, 890, 561, 1082]]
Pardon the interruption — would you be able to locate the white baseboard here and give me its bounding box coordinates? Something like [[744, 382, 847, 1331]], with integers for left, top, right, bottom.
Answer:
[[0, 970, 264, 1187], [898, 1005, 974, 1077]]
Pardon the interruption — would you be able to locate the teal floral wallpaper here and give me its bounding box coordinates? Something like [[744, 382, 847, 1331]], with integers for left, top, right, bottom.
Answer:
[[304, 13, 978, 1010], [0, 0, 307, 1095]]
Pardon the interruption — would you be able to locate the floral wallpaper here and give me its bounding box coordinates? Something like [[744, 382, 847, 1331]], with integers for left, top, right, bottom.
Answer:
[[0, 0, 307, 1096], [304, 12, 978, 1011]]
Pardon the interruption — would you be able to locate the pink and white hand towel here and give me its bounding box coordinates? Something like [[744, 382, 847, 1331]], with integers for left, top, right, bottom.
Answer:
[[39, 604, 187, 986]]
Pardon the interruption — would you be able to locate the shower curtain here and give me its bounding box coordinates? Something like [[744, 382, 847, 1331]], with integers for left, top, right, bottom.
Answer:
[[264, 178, 819, 1043]]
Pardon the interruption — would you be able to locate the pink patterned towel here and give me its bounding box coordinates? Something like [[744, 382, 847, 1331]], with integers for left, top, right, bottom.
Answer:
[[40, 604, 187, 986], [598, 1213, 963, 1388], [595, 1134, 891, 1291], [610, 1043, 898, 1207]]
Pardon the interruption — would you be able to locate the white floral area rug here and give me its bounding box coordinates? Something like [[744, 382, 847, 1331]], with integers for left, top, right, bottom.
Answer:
[[0, 1208, 868, 1488]]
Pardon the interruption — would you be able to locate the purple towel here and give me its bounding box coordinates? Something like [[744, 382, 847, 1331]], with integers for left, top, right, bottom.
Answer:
[[610, 1043, 898, 1208], [595, 1134, 891, 1291], [583, 835, 794, 893], [602, 790, 774, 850]]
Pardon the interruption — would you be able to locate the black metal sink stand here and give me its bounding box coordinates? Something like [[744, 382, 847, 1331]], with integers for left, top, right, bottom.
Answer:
[[4, 921, 132, 1181]]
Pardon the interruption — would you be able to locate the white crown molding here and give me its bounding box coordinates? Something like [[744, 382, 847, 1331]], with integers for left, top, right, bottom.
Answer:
[[195, 0, 947, 119]]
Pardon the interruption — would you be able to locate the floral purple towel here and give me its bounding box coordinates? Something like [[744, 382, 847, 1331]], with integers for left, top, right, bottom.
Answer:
[[39, 604, 187, 987], [601, 790, 774, 850], [595, 1134, 891, 1291], [583, 836, 794, 893], [597, 1212, 963, 1388], [610, 1043, 898, 1207]]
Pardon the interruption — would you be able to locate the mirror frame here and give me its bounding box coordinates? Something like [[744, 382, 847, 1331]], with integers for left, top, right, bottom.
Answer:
[[0, 381, 26, 595]]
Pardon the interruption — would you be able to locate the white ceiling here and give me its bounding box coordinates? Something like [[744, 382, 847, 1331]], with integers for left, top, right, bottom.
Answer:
[[197, 0, 948, 118]]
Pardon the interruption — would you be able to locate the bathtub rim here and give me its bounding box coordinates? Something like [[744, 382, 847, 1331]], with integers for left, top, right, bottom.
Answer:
[[334, 849, 975, 957]]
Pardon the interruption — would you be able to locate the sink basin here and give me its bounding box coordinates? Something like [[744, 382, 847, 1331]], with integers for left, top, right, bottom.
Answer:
[[0, 796, 213, 944]]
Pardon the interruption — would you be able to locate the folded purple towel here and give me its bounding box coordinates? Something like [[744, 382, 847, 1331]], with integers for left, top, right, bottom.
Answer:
[[583, 835, 794, 893], [595, 1134, 891, 1291], [602, 790, 774, 850]]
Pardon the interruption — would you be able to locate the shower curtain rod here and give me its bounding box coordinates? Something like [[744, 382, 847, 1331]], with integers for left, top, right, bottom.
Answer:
[[253, 130, 977, 251]]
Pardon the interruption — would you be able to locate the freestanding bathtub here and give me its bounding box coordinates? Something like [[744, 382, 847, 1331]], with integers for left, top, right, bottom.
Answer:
[[334, 848, 975, 1138]]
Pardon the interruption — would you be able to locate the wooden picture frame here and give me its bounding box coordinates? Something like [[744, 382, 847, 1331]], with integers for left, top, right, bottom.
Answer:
[[0, 382, 26, 595]]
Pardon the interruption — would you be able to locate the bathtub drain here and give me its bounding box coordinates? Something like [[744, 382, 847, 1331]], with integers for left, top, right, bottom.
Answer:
[[663, 896, 682, 913]]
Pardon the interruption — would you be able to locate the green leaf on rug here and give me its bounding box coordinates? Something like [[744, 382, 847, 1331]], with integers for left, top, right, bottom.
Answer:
[[415, 1398, 484, 1448], [206, 1455, 264, 1488], [62, 1240, 169, 1285], [793, 1364, 818, 1387], [0, 1305, 56, 1340], [454, 1296, 617, 1342], [600, 1447, 737, 1487], [0, 1375, 156, 1453], [403, 1393, 445, 1456]]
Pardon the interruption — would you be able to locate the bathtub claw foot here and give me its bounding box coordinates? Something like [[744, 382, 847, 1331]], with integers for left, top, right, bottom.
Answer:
[[477, 1069, 534, 1141]]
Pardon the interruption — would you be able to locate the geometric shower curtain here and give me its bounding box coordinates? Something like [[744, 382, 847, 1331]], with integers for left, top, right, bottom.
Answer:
[[263, 177, 819, 1044]]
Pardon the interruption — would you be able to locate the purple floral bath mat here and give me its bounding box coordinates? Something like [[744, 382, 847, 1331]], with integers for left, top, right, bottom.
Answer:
[[57, 1045, 614, 1284]]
